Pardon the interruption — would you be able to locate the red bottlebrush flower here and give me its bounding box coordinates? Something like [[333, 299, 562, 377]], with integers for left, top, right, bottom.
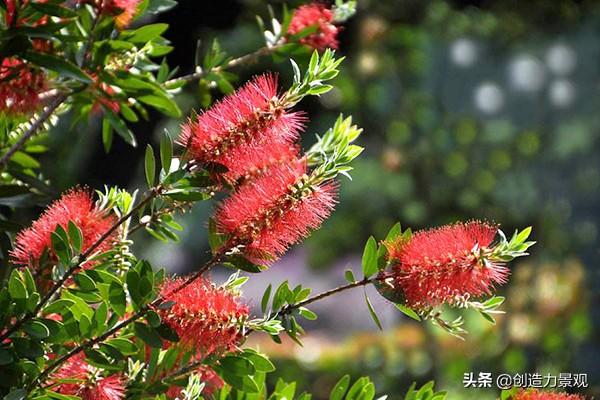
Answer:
[[76, 0, 141, 28], [166, 366, 224, 398], [51, 354, 125, 400], [224, 142, 299, 183], [215, 161, 337, 264], [82, 375, 126, 400], [178, 74, 305, 183], [513, 389, 584, 400], [51, 353, 89, 395], [386, 221, 507, 309], [10, 188, 117, 270], [0, 57, 46, 115], [106, 0, 142, 29], [287, 2, 339, 51], [155, 277, 249, 355]]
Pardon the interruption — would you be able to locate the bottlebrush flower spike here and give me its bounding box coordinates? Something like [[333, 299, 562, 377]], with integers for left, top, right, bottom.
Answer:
[[77, 0, 141, 29], [50, 354, 125, 400], [386, 221, 508, 310], [81, 375, 126, 400], [215, 160, 337, 264], [178, 74, 304, 183], [0, 58, 47, 115], [227, 142, 299, 183], [51, 353, 89, 396], [512, 389, 584, 400], [10, 188, 117, 269], [155, 277, 249, 355], [107, 0, 142, 29], [287, 2, 340, 50]]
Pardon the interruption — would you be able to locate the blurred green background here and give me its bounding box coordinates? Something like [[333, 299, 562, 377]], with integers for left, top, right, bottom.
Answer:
[[39, 0, 600, 398]]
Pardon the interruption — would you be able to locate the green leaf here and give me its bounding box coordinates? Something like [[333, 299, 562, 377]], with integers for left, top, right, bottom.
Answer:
[[92, 302, 108, 334], [385, 222, 402, 242], [73, 273, 96, 292], [156, 323, 179, 342], [23, 51, 92, 83], [8, 271, 27, 300], [219, 372, 260, 394], [515, 226, 532, 244], [344, 269, 356, 283], [30, 2, 77, 17], [145, 144, 156, 188], [207, 218, 226, 252], [308, 50, 319, 76], [220, 356, 255, 376], [108, 281, 126, 317], [224, 255, 268, 273], [21, 268, 36, 294], [102, 118, 113, 153], [394, 303, 421, 321], [330, 375, 350, 400], [364, 292, 382, 330], [138, 94, 181, 117], [146, 310, 161, 328], [479, 311, 496, 324], [43, 299, 75, 314], [261, 284, 272, 314], [67, 221, 83, 253], [483, 296, 505, 309], [298, 307, 317, 321], [134, 322, 163, 348], [105, 338, 137, 355], [361, 236, 378, 278], [122, 23, 168, 43], [50, 230, 70, 265], [160, 131, 173, 173], [308, 85, 333, 95], [12, 337, 44, 359], [243, 350, 276, 372], [272, 281, 291, 311], [10, 151, 40, 169], [104, 109, 136, 147], [23, 320, 50, 339]]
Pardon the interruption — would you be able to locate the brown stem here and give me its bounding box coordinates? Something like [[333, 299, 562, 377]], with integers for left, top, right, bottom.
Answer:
[[158, 359, 203, 385], [163, 44, 283, 87], [0, 188, 162, 343], [276, 277, 375, 319], [0, 93, 68, 169]]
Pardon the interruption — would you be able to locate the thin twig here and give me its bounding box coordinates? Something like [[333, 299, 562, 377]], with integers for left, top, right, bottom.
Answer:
[[276, 277, 375, 319], [164, 44, 283, 87], [0, 93, 68, 169]]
